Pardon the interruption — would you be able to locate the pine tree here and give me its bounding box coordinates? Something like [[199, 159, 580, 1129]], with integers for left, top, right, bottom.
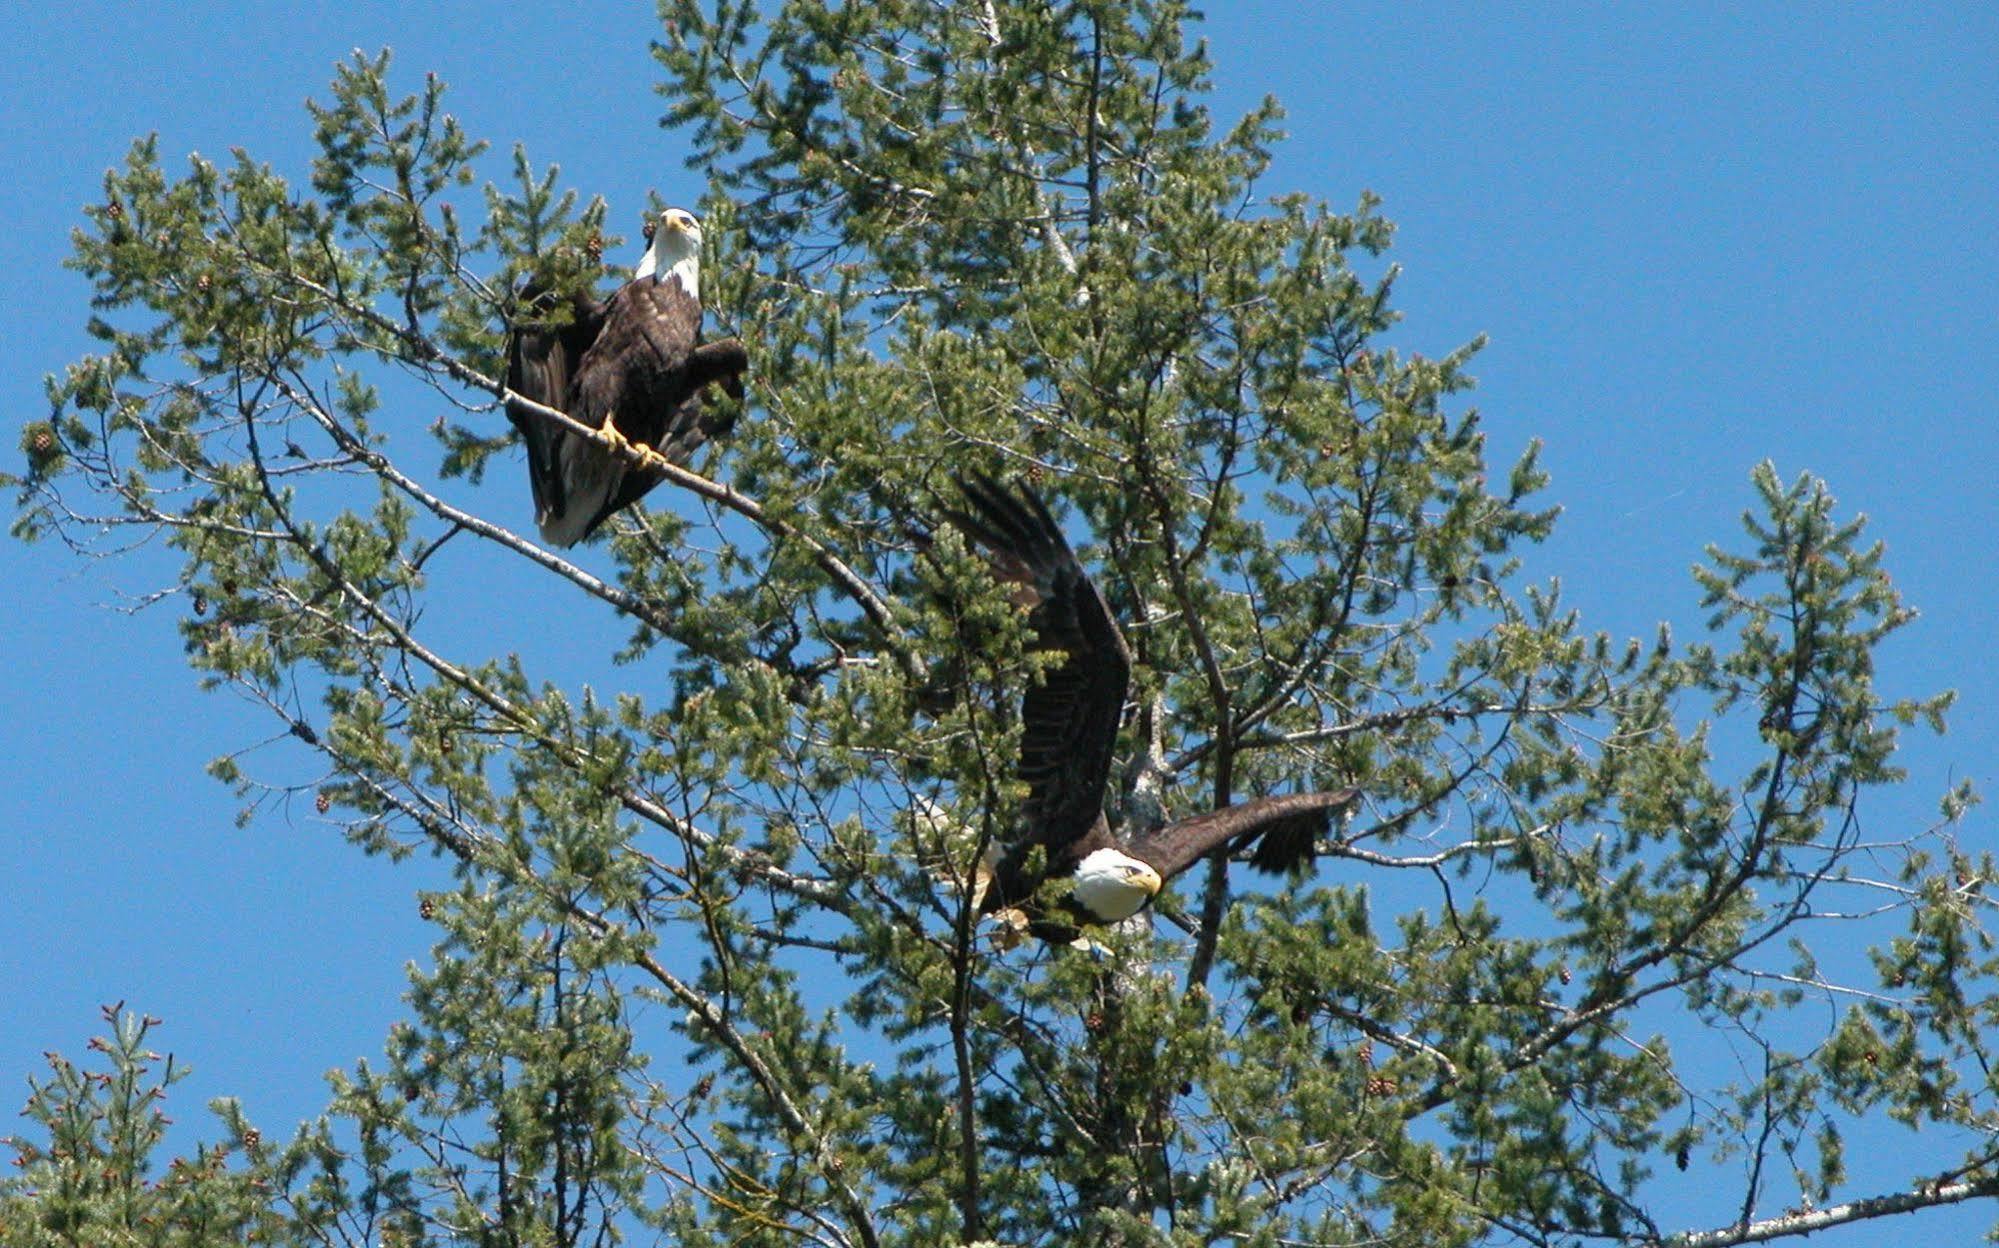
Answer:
[[8, 6, 1989, 1246]]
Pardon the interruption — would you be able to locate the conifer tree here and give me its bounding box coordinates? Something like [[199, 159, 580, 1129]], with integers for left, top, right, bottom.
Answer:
[[8, 6, 1989, 1246]]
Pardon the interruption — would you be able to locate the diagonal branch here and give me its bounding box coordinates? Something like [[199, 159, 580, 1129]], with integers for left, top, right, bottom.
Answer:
[[1658, 1174, 1999, 1248]]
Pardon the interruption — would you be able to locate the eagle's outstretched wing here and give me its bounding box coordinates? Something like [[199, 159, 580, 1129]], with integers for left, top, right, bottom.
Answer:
[[942, 474, 1131, 892], [1127, 788, 1362, 881]]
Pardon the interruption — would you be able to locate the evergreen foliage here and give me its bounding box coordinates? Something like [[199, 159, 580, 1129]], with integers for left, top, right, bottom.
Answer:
[[7, 5, 1988, 1246]]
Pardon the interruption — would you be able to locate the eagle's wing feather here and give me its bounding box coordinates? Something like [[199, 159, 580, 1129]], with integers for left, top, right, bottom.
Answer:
[[505, 281, 604, 532], [653, 339, 751, 465], [685, 338, 750, 397], [942, 474, 1131, 889], [1126, 788, 1362, 882]]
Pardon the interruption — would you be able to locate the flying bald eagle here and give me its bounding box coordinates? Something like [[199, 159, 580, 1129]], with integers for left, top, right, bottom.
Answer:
[[506, 207, 750, 547], [941, 474, 1361, 939]]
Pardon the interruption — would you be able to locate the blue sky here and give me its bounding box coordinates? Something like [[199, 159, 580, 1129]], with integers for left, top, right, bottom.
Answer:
[[3, 3, 1995, 1241]]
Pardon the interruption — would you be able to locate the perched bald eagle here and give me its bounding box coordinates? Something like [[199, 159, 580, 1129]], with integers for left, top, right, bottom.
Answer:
[[942, 474, 1361, 939], [506, 208, 750, 547]]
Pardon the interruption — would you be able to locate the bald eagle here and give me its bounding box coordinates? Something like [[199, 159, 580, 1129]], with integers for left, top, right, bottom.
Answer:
[[506, 208, 750, 547], [942, 474, 1361, 939]]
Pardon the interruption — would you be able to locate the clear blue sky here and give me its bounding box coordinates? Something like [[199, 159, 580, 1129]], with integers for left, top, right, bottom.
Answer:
[[3, 4, 1994, 1241]]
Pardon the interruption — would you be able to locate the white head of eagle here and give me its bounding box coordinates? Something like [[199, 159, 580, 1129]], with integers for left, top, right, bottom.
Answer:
[[634, 207, 703, 298], [1070, 847, 1164, 923]]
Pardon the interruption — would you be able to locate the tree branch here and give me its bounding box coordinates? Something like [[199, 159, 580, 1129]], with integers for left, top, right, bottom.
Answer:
[[1658, 1175, 1999, 1248]]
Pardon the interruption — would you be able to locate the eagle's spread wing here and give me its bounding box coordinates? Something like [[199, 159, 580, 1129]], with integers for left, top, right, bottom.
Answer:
[[942, 475, 1131, 893], [1126, 788, 1362, 882], [506, 281, 605, 531]]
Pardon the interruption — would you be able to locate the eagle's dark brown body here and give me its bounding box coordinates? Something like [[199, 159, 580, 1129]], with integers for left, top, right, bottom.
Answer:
[[506, 213, 748, 547]]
